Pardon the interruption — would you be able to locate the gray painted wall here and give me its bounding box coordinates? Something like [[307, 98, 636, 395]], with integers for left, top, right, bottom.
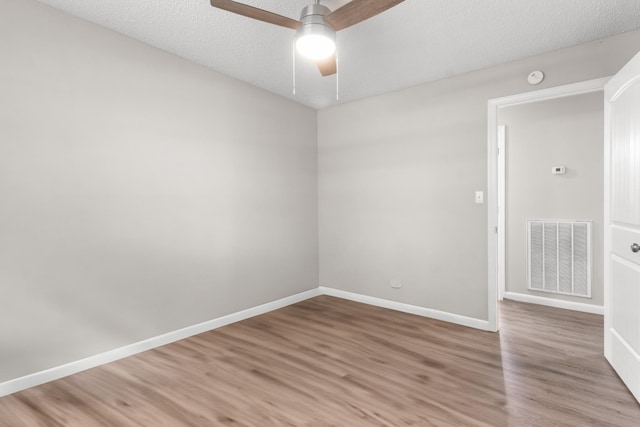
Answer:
[[4, 0, 640, 386], [499, 93, 604, 306], [318, 31, 640, 321], [0, 0, 318, 382]]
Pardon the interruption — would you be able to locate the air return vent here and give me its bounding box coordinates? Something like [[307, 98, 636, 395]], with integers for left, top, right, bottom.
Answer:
[[527, 220, 592, 298]]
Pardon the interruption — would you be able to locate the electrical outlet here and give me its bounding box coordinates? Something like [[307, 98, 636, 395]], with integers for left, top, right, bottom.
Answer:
[[390, 279, 403, 289]]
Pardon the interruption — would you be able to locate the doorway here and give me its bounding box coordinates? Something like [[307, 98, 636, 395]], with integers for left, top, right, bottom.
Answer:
[[486, 77, 609, 332]]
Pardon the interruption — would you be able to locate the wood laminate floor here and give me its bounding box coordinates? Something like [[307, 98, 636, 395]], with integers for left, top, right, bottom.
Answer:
[[0, 296, 639, 426]]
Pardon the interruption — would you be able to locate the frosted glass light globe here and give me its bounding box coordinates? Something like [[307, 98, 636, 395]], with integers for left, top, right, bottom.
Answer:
[[296, 34, 336, 60]]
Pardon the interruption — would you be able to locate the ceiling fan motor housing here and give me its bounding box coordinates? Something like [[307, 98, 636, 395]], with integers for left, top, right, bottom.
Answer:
[[296, 4, 336, 46]]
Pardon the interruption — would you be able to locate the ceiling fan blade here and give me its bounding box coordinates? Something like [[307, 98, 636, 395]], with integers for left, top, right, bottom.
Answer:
[[210, 0, 302, 30], [316, 55, 337, 77], [324, 0, 405, 31]]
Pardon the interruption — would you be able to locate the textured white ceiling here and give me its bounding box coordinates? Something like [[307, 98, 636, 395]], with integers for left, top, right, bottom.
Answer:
[[34, 0, 640, 109]]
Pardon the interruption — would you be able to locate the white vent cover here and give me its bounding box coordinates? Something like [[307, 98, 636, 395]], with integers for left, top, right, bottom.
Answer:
[[527, 220, 592, 298]]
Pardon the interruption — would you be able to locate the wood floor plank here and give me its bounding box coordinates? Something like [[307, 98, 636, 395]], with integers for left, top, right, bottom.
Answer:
[[1, 296, 639, 426]]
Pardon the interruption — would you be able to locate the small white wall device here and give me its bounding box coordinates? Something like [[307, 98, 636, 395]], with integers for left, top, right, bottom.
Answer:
[[552, 166, 566, 175], [528, 70, 545, 85]]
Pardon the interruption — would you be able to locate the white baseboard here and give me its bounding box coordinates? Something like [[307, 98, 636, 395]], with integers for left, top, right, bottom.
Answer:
[[0, 288, 321, 398], [1, 286, 498, 397], [319, 286, 491, 331], [503, 291, 604, 315]]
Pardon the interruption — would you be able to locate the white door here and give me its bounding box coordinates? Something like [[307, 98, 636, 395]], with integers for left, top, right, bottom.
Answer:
[[604, 51, 640, 403]]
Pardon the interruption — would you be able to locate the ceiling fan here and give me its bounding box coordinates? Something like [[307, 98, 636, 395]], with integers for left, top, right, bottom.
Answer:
[[209, 0, 405, 77]]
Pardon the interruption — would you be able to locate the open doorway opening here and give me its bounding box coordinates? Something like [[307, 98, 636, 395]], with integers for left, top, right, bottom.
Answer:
[[487, 78, 608, 331], [498, 92, 605, 312]]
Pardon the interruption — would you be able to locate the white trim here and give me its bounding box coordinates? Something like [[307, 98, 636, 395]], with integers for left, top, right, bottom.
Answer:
[[0, 286, 492, 397], [497, 125, 506, 301], [503, 291, 604, 315], [489, 77, 611, 109], [487, 77, 610, 333], [487, 103, 499, 331], [319, 286, 491, 331], [0, 288, 321, 398]]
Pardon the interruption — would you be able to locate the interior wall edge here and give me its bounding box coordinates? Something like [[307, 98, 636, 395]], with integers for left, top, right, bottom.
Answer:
[[0, 283, 498, 397], [503, 291, 604, 315], [319, 286, 492, 331], [1, 0, 319, 385], [0, 288, 322, 398]]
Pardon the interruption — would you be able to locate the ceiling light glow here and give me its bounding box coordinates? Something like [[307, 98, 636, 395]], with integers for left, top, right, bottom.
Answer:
[[296, 33, 336, 60]]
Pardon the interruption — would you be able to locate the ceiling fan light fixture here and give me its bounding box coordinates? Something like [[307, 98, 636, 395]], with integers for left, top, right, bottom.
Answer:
[[296, 30, 336, 60], [210, 0, 407, 77], [295, 3, 336, 60]]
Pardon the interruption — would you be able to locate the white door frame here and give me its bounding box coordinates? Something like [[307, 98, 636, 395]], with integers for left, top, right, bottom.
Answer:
[[486, 77, 610, 332], [497, 125, 506, 301]]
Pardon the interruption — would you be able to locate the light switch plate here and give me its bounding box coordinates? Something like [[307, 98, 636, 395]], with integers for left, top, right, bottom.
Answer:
[[552, 166, 567, 175], [475, 191, 484, 204]]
